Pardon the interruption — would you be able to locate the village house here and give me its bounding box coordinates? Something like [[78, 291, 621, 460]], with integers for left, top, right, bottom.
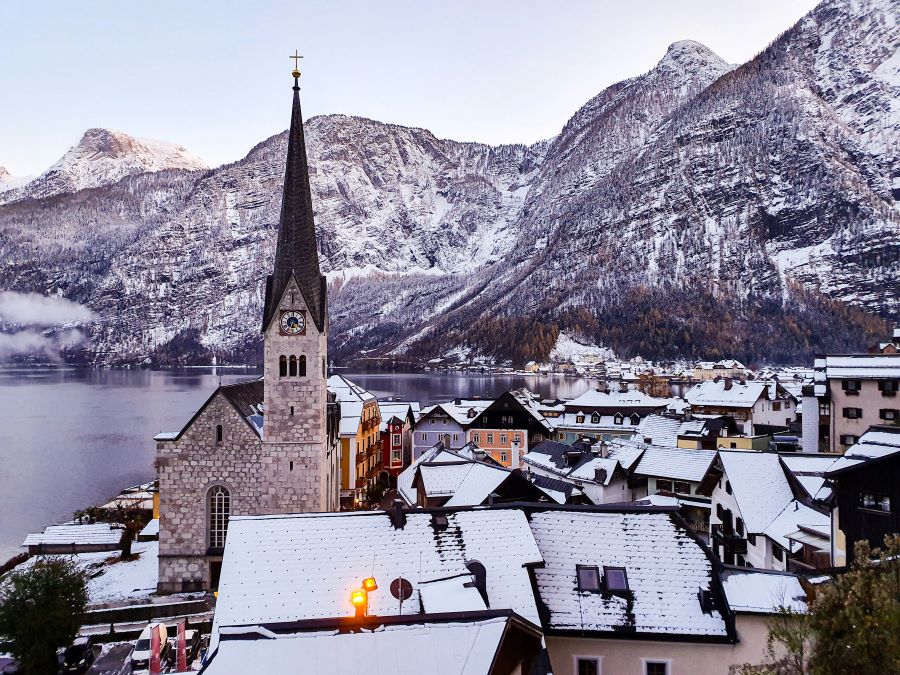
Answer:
[[397, 441, 503, 506], [550, 388, 673, 444], [523, 439, 639, 505], [699, 451, 831, 571], [685, 379, 797, 436], [412, 398, 491, 459], [825, 426, 900, 567], [202, 503, 809, 675], [633, 414, 741, 450], [693, 359, 748, 381], [153, 72, 339, 592], [804, 353, 900, 453], [466, 390, 553, 467], [872, 327, 900, 354], [328, 374, 381, 508], [374, 400, 418, 488]]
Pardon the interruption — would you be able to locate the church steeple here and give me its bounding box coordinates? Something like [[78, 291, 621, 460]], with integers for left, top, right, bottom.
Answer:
[[262, 59, 325, 333]]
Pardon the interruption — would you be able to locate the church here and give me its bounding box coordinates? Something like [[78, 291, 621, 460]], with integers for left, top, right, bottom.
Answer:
[[154, 63, 340, 593]]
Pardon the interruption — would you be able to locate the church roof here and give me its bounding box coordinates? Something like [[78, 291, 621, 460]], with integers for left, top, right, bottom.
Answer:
[[262, 76, 325, 333]]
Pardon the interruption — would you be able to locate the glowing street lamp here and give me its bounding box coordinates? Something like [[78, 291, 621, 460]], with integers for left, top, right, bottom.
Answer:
[[351, 588, 367, 617], [362, 577, 378, 592]]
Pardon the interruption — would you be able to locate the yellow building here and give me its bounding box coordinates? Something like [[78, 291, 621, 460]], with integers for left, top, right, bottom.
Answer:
[[329, 375, 381, 508]]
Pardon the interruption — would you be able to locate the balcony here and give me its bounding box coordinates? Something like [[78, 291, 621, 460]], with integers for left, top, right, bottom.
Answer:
[[355, 452, 366, 464], [712, 525, 748, 554]]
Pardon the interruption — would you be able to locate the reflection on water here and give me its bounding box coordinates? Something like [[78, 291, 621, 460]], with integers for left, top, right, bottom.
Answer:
[[0, 367, 597, 562]]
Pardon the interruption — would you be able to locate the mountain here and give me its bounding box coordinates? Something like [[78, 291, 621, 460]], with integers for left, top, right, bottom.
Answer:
[[0, 129, 207, 205], [0, 0, 896, 367], [0, 167, 32, 193]]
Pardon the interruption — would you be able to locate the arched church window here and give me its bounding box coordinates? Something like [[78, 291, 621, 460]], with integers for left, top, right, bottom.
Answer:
[[289, 355, 297, 377], [279, 356, 287, 377], [208, 485, 230, 549], [298, 355, 307, 377]]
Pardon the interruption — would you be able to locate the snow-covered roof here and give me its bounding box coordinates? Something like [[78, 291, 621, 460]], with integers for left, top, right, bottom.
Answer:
[[632, 446, 718, 483], [213, 509, 544, 634], [686, 380, 766, 408], [397, 443, 491, 505], [827, 427, 900, 475], [377, 401, 416, 431], [205, 617, 512, 675], [420, 399, 492, 426], [530, 475, 575, 504], [139, 518, 159, 538], [717, 452, 795, 534], [764, 501, 830, 551], [529, 510, 729, 638], [328, 376, 377, 437], [564, 389, 672, 411], [779, 454, 837, 502], [721, 568, 807, 615], [814, 354, 900, 381], [523, 440, 627, 487], [22, 523, 124, 547]]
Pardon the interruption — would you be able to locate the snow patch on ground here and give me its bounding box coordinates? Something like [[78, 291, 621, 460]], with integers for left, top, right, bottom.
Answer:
[[549, 332, 615, 362]]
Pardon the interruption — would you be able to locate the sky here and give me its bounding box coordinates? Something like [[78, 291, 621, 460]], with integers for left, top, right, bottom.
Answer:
[[0, 0, 820, 176]]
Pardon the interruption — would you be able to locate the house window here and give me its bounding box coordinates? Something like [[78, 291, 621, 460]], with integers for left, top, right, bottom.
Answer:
[[453, 433, 459, 442], [725, 481, 732, 495], [630, 414, 641, 425], [730, 442, 737, 449], [215, 424, 223, 444], [880, 409, 899, 421], [772, 545, 783, 562], [392, 433, 401, 445], [840, 434, 859, 446], [860, 492, 891, 513], [500, 451, 508, 463], [487, 433, 494, 444], [591, 413, 600, 424], [842, 407, 862, 419], [878, 380, 898, 396], [558, 432, 566, 440], [298, 355, 307, 377], [576, 415, 585, 424], [657, 479, 673, 492], [514, 434, 521, 443], [392, 448, 402, 464], [208, 485, 230, 549], [614, 413, 623, 425], [842, 380, 861, 395], [500, 434, 508, 444], [577, 658, 600, 675], [819, 402, 830, 416], [645, 661, 669, 675], [576, 565, 601, 592], [736, 517, 744, 536], [288, 355, 297, 377], [674, 481, 691, 495], [603, 566, 629, 592], [279, 355, 287, 377], [773, 402, 781, 411]]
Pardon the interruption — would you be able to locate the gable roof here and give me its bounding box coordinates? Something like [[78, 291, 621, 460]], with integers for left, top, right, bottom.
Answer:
[[632, 445, 718, 483], [720, 568, 807, 615], [212, 509, 544, 636], [529, 510, 731, 640], [717, 451, 795, 534], [523, 440, 628, 487], [563, 389, 672, 413], [827, 426, 900, 476], [686, 380, 767, 408], [160, 378, 265, 442], [420, 400, 492, 427]]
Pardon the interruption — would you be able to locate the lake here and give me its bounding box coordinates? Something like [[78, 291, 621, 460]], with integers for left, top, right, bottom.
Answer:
[[0, 367, 597, 562]]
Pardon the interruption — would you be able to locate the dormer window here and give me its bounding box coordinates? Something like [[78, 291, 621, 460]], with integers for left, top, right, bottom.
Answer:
[[590, 413, 600, 424], [630, 413, 640, 425], [576, 414, 585, 424], [603, 566, 629, 593], [576, 565, 601, 592], [613, 413, 624, 425]]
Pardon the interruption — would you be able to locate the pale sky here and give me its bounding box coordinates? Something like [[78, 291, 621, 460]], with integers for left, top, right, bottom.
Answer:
[[0, 0, 820, 176]]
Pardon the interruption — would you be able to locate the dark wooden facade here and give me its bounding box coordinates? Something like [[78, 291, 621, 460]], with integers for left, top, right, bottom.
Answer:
[[470, 391, 551, 449]]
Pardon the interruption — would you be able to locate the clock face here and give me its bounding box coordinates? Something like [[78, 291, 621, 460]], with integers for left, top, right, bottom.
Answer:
[[280, 310, 306, 335]]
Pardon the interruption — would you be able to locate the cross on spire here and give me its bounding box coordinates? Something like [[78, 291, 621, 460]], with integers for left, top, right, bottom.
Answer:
[[290, 50, 303, 77]]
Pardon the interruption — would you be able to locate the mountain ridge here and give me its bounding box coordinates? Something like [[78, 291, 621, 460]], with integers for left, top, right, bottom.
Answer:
[[0, 0, 897, 366]]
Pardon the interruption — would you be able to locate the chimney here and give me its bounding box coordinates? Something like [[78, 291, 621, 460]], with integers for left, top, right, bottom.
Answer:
[[723, 377, 733, 391], [454, 398, 462, 405], [389, 499, 406, 529]]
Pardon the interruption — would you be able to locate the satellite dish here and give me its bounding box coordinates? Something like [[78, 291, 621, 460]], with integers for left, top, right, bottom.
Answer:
[[390, 577, 413, 601]]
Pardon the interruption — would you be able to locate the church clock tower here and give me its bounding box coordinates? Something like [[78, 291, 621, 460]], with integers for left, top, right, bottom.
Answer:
[[260, 57, 330, 509]]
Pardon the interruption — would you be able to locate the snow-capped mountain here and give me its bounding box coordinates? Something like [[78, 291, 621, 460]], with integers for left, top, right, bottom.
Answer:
[[0, 0, 896, 366], [0, 128, 207, 204], [0, 167, 32, 193]]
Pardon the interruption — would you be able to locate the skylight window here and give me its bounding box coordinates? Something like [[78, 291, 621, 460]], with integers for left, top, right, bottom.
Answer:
[[603, 566, 629, 592], [576, 565, 601, 592]]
